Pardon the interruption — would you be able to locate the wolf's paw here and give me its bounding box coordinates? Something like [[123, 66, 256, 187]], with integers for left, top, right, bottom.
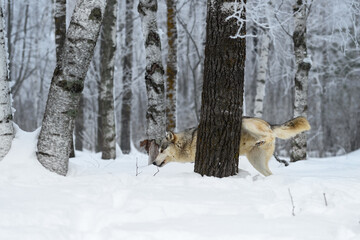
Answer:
[[255, 140, 265, 147]]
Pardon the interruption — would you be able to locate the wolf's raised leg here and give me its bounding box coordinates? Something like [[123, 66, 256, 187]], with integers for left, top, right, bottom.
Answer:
[[246, 147, 273, 176]]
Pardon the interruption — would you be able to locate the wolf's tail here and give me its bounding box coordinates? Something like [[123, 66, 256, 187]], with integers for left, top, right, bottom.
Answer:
[[271, 117, 311, 140]]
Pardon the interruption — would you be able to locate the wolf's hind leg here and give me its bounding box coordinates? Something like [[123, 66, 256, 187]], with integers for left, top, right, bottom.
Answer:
[[246, 148, 272, 176]]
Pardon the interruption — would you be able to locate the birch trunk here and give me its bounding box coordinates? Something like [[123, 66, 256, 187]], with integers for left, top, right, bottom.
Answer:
[[254, 32, 270, 118], [6, 0, 12, 82], [55, 0, 66, 65], [120, 0, 134, 154], [165, 0, 177, 131], [0, 4, 14, 160], [138, 0, 166, 164], [37, 0, 106, 175], [194, 0, 246, 178], [290, 0, 311, 162], [99, 0, 118, 159]]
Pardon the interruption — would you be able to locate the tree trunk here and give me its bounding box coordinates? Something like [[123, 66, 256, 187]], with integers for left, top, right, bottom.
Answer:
[[75, 94, 84, 151], [37, 0, 106, 175], [138, 0, 166, 164], [54, 0, 76, 158], [120, 0, 134, 154], [290, 0, 311, 162], [254, 31, 270, 118], [6, 0, 12, 83], [194, 0, 246, 178], [165, 0, 177, 131], [0, 4, 14, 160], [55, 0, 66, 65], [99, 0, 118, 159]]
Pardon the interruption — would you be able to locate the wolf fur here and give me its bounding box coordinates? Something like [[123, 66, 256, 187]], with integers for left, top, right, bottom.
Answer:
[[153, 117, 311, 176]]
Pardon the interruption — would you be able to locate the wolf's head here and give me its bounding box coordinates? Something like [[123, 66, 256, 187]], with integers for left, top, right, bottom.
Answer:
[[153, 131, 178, 167]]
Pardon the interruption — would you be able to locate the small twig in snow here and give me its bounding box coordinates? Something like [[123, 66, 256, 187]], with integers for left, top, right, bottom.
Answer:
[[153, 167, 160, 176], [136, 158, 142, 176], [288, 188, 295, 216], [323, 193, 328, 207]]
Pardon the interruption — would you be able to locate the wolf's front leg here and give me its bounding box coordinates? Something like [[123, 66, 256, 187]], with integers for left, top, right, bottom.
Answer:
[[246, 148, 272, 176]]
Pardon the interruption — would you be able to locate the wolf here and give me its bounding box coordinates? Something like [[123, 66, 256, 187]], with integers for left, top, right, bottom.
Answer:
[[152, 117, 311, 176]]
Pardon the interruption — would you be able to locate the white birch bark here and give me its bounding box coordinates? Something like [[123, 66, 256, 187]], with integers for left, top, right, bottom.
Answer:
[[55, 0, 66, 65], [254, 31, 270, 118], [290, 0, 311, 162], [99, 0, 118, 160], [0, 4, 14, 160], [37, 0, 106, 175], [138, 0, 166, 164]]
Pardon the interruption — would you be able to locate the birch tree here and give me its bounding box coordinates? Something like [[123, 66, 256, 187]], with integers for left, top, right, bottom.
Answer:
[[99, 0, 118, 159], [165, 0, 178, 131], [54, 0, 66, 65], [0, 3, 14, 160], [138, 0, 166, 164], [120, 0, 134, 154], [290, 0, 311, 162], [37, 0, 106, 175], [6, 0, 12, 83], [254, 31, 271, 118], [54, 0, 76, 158], [194, 0, 246, 178]]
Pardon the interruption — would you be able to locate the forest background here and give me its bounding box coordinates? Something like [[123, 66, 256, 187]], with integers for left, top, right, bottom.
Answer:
[[4, 0, 360, 158]]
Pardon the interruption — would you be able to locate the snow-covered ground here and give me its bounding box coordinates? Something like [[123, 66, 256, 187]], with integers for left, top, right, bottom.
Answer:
[[1, 127, 360, 240]]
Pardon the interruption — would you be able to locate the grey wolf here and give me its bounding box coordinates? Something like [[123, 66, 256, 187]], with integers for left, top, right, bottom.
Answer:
[[152, 117, 311, 176]]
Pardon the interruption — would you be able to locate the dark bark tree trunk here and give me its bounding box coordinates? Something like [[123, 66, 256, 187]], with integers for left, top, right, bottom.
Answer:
[[138, 0, 166, 164], [99, 0, 118, 159], [0, 4, 14, 160], [120, 0, 134, 154], [37, 0, 106, 175], [194, 0, 246, 178], [290, 0, 311, 162], [165, 0, 177, 131]]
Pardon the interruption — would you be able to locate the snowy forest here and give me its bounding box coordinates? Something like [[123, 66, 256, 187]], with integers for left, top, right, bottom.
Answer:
[[1, 0, 359, 159], [1, 0, 360, 239], [0, 0, 359, 160]]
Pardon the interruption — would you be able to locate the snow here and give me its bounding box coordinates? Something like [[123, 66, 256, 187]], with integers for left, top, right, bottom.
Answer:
[[1, 127, 360, 240], [304, 55, 313, 65]]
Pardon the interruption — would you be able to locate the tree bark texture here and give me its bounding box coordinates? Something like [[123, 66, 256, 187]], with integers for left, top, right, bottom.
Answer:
[[75, 94, 84, 151], [0, 5, 14, 160], [37, 0, 106, 175], [55, 0, 76, 158], [254, 32, 270, 118], [194, 0, 246, 178], [138, 0, 166, 164], [120, 0, 134, 154], [99, 0, 118, 159], [6, 0, 12, 82], [290, 0, 311, 162], [165, 0, 177, 131], [55, 0, 66, 65]]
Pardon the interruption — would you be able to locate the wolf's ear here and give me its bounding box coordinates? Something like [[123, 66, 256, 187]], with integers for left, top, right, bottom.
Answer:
[[166, 131, 176, 142]]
